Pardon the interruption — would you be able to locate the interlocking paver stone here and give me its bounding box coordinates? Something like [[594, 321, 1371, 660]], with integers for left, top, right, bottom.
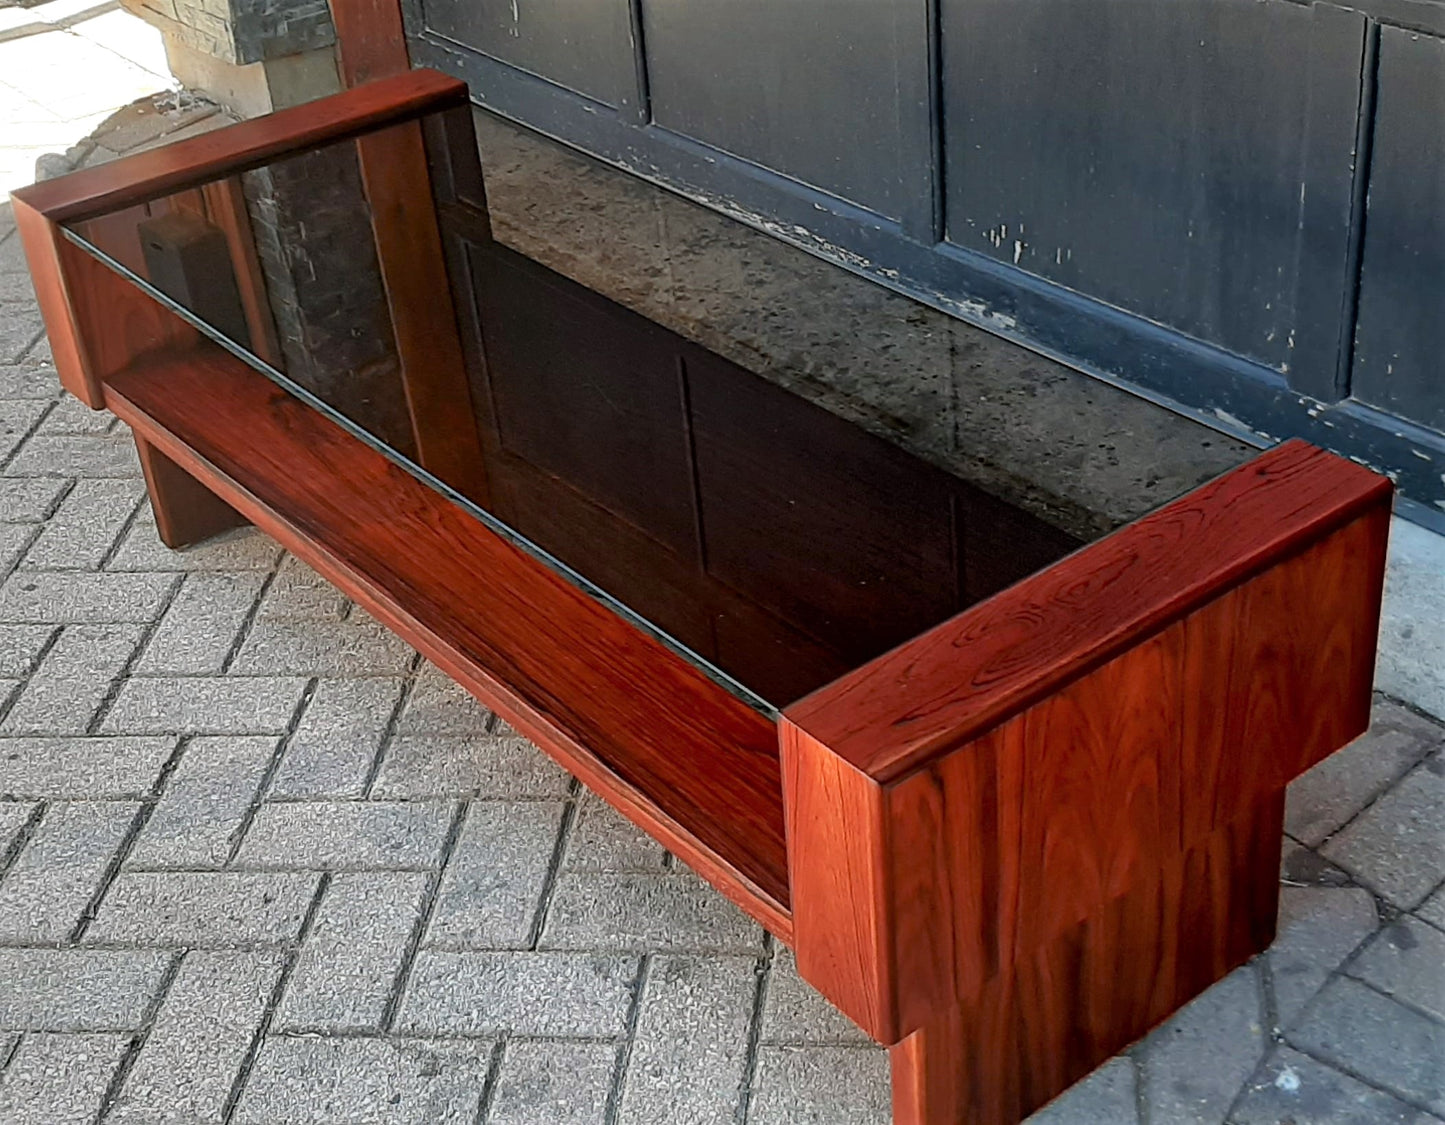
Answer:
[[373, 732, 571, 799], [762, 946, 870, 1045], [88, 871, 320, 947], [1349, 916, 1445, 1023], [566, 792, 668, 872], [0, 1031, 130, 1124], [19, 477, 140, 569], [127, 736, 277, 868], [100, 674, 308, 735], [1, 622, 144, 733], [255, 555, 349, 621], [270, 677, 406, 798], [1234, 1045, 1435, 1124], [398, 951, 638, 1037], [0, 800, 139, 942], [1286, 716, 1438, 846], [0, 570, 174, 624], [0, 798, 35, 854], [1267, 885, 1379, 1026], [426, 800, 565, 948], [0, 948, 170, 1031], [1288, 976, 1445, 1114], [1138, 964, 1267, 1123], [35, 394, 114, 436], [0, 623, 54, 676], [1323, 752, 1445, 908], [1026, 1057, 1138, 1124], [0, 400, 49, 464], [0, 478, 66, 524], [4, 432, 142, 478], [618, 954, 755, 1124], [0, 364, 61, 401], [1418, 885, 1445, 931], [278, 870, 429, 1031], [134, 571, 268, 675], [107, 507, 281, 572], [233, 799, 454, 870], [396, 661, 492, 735], [541, 870, 764, 954], [233, 1037, 493, 1125], [748, 1045, 891, 1125], [110, 950, 285, 1124], [0, 736, 174, 798], [491, 1040, 615, 1125], [0, 523, 36, 577], [230, 612, 415, 677]]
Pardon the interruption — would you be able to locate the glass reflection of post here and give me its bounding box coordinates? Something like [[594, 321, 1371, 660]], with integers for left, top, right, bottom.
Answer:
[[355, 120, 491, 506]]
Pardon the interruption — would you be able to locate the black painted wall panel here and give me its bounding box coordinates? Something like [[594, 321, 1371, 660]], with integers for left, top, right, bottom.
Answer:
[[1352, 27, 1445, 434], [640, 0, 931, 224], [419, 0, 632, 107], [941, 0, 1358, 374]]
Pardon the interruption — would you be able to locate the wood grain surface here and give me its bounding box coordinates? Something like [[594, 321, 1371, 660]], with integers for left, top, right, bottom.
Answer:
[[788, 439, 1392, 782], [10, 69, 467, 224], [783, 441, 1390, 1123], [106, 345, 793, 939]]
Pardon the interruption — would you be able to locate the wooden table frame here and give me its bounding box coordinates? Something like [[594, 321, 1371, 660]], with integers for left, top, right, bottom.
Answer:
[[11, 70, 1392, 1125]]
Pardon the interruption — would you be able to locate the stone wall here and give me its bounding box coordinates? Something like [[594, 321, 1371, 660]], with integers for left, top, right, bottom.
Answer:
[[122, 0, 334, 66]]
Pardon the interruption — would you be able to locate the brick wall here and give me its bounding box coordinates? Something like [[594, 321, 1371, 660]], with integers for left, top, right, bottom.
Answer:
[[123, 0, 335, 65]]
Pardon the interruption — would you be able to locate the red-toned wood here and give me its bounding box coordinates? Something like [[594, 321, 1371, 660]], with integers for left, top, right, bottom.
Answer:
[[887, 797, 1283, 1125], [9, 70, 466, 225], [135, 434, 248, 548], [782, 446, 1391, 1123], [12, 197, 203, 409], [356, 120, 490, 500], [789, 439, 1392, 783], [104, 345, 792, 939], [330, 0, 412, 88], [11, 196, 105, 406], [200, 178, 283, 367]]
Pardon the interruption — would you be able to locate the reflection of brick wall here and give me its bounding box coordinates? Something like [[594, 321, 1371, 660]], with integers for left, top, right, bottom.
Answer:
[[242, 144, 419, 458], [121, 0, 334, 65]]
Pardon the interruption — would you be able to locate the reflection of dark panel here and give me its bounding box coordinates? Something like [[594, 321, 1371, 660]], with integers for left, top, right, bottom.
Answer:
[[458, 237, 1081, 706], [137, 211, 251, 349], [474, 249, 699, 554], [419, 0, 629, 107], [641, 0, 931, 224], [941, 0, 1358, 371], [1352, 28, 1445, 434], [688, 349, 961, 665]]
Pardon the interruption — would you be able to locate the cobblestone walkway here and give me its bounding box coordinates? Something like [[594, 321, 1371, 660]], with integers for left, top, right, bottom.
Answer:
[[1, 195, 1445, 1120]]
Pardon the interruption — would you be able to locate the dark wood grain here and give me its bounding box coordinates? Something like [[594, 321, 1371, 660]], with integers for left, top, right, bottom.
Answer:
[[10, 70, 467, 224], [356, 120, 490, 501], [787, 439, 1393, 782], [330, 0, 412, 88], [104, 345, 793, 938], [135, 434, 248, 548]]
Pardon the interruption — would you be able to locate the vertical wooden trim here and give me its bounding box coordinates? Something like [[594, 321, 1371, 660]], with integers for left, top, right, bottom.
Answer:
[[355, 119, 491, 502], [330, 0, 412, 88], [135, 433, 248, 548], [781, 718, 897, 1042], [11, 197, 104, 407], [200, 177, 284, 367]]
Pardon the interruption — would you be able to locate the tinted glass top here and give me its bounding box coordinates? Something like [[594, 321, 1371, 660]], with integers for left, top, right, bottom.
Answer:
[[62, 111, 1085, 713]]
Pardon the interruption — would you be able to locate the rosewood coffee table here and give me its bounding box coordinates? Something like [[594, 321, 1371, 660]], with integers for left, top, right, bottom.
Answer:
[[12, 70, 1392, 1124]]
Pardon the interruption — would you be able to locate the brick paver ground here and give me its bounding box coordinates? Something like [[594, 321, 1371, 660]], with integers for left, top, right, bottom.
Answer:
[[0, 202, 1442, 1122]]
